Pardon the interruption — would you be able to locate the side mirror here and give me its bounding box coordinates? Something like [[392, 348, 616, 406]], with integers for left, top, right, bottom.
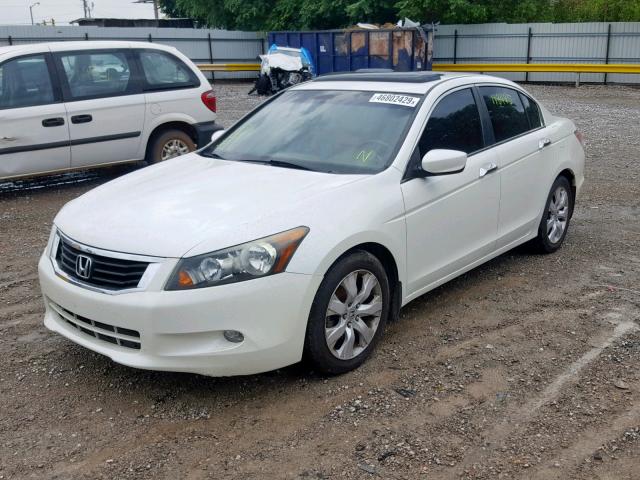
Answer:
[[210, 130, 225, 143], [421, 149, 467, 175]]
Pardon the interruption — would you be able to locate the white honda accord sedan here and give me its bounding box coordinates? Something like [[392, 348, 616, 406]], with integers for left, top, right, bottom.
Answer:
[[39, 71, 585, 376]]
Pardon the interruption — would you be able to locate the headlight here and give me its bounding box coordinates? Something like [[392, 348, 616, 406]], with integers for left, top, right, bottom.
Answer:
[[165, 226, 309, 290]]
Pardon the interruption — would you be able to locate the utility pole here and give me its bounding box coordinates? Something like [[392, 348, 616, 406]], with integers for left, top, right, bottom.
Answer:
[[134, 0, 159, 20], [29, 2, 40, 25]]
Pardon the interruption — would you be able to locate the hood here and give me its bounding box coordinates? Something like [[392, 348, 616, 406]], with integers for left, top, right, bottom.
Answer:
[[55, 154, 366, 257]]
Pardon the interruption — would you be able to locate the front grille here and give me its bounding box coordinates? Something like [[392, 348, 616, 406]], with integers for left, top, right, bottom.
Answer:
[[49, 301, 141, 350], [56, 237, 149, 291]]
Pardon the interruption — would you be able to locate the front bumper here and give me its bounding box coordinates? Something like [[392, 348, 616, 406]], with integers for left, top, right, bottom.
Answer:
[[39, 254, 322, 376]]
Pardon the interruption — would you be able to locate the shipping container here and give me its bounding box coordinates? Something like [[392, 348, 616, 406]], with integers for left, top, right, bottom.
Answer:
[[268, 27, 434, 75]]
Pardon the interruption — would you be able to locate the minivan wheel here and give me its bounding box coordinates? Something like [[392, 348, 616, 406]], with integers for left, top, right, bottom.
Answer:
[[530, 175, 573, 254], [149, 129, 196, 163], [305, 251, 390, 375]]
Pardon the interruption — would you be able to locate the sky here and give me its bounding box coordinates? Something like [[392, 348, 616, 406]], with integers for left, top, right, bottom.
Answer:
[[0, 0, 160, 25]]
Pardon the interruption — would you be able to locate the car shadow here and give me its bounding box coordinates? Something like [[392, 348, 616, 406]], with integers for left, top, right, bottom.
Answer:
[[0, 163, 142, 197]]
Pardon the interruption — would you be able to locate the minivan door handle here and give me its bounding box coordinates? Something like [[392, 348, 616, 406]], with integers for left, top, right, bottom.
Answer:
[[42, 117, 65, 127], [71, 114, 93, 124], [538, 138, 552, 149], [479, 162, 498, 178]]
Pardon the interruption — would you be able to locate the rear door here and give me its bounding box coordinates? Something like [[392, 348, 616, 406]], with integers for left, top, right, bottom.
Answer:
[[53, 48, 146, 168], [0, 52, 70, 179], [477, 85, 550, 247]]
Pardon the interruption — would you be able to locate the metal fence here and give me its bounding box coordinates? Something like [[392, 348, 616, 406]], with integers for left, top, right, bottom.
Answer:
[[434, 22, 640, 84], [0, 25, 264, 79], [2, 23, 640, 84]]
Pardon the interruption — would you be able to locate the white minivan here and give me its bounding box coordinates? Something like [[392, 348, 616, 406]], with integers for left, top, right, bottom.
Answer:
[[0, 41, 218, 180]]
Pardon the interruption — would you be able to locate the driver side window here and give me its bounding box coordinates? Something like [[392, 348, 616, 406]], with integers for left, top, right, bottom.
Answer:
[[418, 88, 484, 156]]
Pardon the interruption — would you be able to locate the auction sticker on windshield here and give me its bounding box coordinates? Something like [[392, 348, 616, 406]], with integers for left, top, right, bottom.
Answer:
[[369, 93, 420, 107]]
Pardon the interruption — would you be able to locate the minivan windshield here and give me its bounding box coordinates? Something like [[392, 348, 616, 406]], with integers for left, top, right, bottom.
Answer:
[[202, 89, 422, 174]]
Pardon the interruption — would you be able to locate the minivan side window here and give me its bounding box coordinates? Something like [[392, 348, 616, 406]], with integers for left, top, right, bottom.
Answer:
[[0, 55, 55, 109], [480, 86, 530, 143], [58, 50, 133, 100], [138, 50, 199, 90], [519, 93, 543, 130], [418, 88, 484, 156]]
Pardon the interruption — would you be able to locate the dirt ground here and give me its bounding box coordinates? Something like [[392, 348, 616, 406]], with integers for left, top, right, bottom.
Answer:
[[1, 82, 639, 480]]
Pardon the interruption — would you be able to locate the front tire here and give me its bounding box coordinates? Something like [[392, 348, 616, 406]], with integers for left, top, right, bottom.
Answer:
[[148, 129, 196, 164], [530, 175, 573, 253], [305, 251, 390, 375]]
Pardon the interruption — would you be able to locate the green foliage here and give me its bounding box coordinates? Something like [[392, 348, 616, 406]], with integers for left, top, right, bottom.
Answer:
[[158, 0, 640, 30]]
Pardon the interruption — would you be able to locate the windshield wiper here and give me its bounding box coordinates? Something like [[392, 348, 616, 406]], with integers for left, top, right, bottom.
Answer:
[[202, 151, 227, 160], [264, 160, 314, 171]]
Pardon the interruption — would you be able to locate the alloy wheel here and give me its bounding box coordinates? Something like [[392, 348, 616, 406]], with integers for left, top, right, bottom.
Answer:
[[547, 185, 569, 243], [324, 269, 383, 360], [161, 138, 190, 161]]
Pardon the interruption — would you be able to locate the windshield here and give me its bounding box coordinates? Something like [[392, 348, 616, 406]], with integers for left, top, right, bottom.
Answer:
[[202, 89, 422, 174]]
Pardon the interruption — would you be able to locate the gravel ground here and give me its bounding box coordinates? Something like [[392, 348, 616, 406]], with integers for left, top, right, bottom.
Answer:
[[1, 82, 639, 480]]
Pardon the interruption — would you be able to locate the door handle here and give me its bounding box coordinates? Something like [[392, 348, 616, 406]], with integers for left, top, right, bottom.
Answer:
[[0, 136, 16, 142], [42, 117, 65, 127], [71, 114, 93, 124], [538, 138, 552, 149], [479, 162, 498, 178]]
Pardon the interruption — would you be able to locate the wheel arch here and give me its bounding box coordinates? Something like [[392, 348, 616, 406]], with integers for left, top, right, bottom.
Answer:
[[326, 242, 403, 322], [557, 168, 577, 218], [144, 121, 198, 162]]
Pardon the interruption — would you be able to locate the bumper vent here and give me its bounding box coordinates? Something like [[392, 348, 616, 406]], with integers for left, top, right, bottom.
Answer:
[[55, 237, 149, 291], [50, 301, 141, 350]]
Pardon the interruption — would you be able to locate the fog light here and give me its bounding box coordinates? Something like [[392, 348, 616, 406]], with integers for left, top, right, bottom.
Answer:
[[223, 330, 244, 343]]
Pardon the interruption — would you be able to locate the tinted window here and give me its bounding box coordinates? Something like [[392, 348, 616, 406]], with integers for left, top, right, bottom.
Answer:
[[139, 51, 198, 89], [0, 55, 55, 109], [59, 51, 132, 99], [519, 93, 543, 129], [480, 86, 530, 142], [418, 88, 483, 155]]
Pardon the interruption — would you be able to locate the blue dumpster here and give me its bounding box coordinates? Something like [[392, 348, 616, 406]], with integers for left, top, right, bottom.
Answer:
[[268, 27, 434, 76]]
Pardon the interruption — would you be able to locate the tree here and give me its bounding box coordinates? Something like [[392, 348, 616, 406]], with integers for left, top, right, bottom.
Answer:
[[158, 0, 640, 30]]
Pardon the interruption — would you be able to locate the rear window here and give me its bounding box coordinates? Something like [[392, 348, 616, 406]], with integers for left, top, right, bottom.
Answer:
[[138, 50, 199, 90], [480, 86, 530, 143], [519, 93, 543, 129], [0, 55, 55, 109]]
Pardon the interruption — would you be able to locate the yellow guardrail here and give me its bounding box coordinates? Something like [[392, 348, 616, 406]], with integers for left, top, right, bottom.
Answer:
[[197, 62, 640, 75], [198, 63, 261, 72], [433, 63, 640, 74]]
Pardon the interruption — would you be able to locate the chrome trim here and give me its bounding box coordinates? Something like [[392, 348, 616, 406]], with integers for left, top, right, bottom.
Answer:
[[50, 229, 166, 295]]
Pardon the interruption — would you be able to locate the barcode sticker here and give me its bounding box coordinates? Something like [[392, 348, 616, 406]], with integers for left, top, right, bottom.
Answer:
[[369, 93, 420, 107]]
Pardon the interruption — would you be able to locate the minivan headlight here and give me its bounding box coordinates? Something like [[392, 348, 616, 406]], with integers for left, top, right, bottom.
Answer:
[[165, 226, 309, 290]]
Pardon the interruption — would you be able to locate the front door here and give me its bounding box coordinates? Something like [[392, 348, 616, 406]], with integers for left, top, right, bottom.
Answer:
[[401, 87, 500, 298], [53, 48, 145, 169], [0, 53, 70, 179]]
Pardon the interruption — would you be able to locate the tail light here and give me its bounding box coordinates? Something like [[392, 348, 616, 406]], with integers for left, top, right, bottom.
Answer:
[[574, 129, 585, 147], [201, 90, 217, 113]]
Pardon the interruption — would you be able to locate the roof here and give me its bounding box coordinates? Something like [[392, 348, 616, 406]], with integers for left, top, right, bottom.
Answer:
[[296, 70, 516, 95], [0, 41, 178, 59]]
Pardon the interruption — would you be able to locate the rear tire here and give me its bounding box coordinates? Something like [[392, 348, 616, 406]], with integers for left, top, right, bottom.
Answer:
[[304, 251, 390, 375], [529, 175, 573, 254], [148, 129, 196, 164]]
